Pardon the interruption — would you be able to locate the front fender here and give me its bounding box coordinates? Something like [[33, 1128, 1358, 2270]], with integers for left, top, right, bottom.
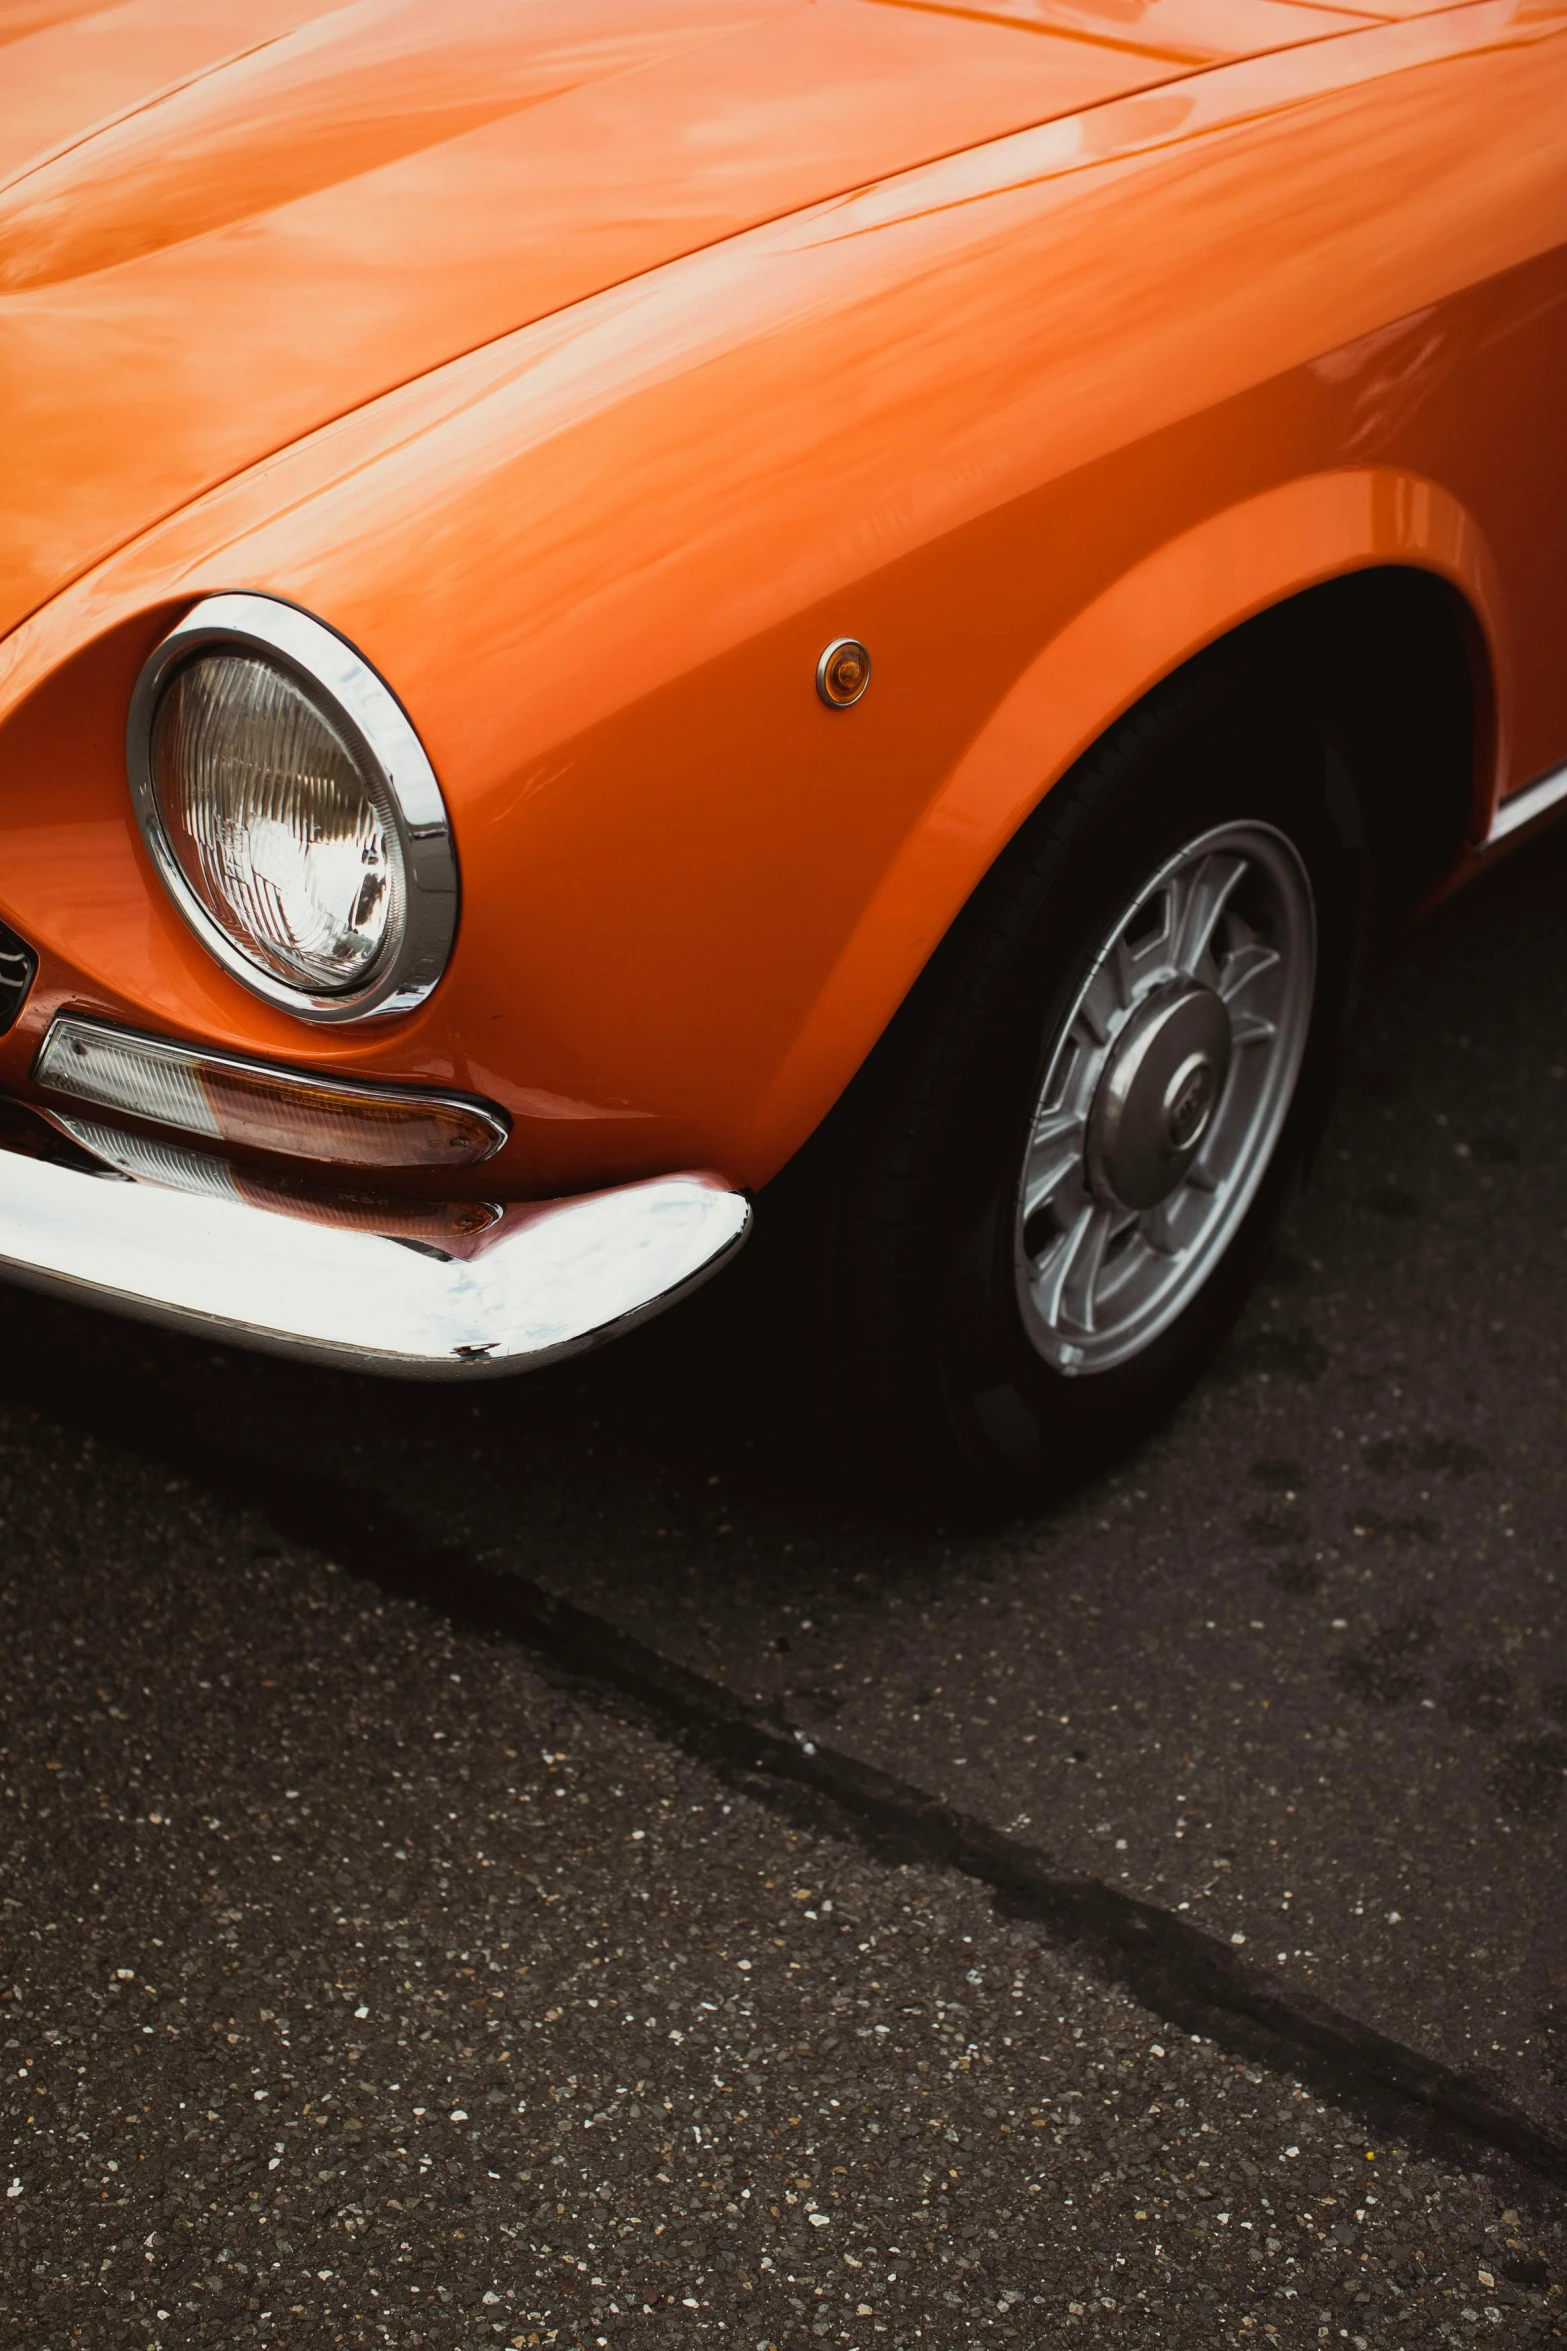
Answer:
[[743, 467, 1502, 1173]]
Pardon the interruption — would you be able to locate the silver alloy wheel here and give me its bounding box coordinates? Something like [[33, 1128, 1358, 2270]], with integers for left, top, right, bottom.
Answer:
[[1013, 820, 1316, 1376]]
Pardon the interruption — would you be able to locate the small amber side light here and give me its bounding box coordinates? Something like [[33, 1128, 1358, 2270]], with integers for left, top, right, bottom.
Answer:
[[816, 637, 871, 709]]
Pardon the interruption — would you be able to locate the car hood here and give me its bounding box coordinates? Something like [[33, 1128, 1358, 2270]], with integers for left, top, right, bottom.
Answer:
[[0, 0, 1373, 638]]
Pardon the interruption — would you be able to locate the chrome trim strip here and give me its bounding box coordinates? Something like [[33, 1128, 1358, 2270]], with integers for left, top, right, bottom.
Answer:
[[1485, 760, 1567, 847], [0, 1150, 749, 1375], [32, 1013, 509, 1167], [126, 593, 458, 1024]]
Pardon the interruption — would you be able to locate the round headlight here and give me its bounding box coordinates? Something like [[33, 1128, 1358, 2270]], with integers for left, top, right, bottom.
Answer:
[[152, 650, 404, 995], [128, 596, 457, 1023]]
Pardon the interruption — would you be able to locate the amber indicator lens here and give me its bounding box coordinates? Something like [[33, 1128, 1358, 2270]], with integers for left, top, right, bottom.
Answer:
[[151, 650, 405, 995], [34, 1018, 507, 1170], [816, 637, 871, 708]]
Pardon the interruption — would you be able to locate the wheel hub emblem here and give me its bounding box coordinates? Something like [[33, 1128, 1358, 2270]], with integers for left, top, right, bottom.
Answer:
[[1164, 1052, 1218, 1153]]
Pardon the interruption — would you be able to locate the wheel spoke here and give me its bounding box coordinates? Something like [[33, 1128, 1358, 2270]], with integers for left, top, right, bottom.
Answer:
[[1074, 959, 1121, 1047], [1021, 1109, 1086, 1223], [1216, 940, 1279, 1003], [1032, 1203, 1088, 1328], [1107, 932, 1138, 1010], [1051, 1201, 1115, 1333], [1124, 886, 1173, 967], [1141, 1197, 1187, 1257], [1229, 1009, 1277, 1049], [1171, 853, 1247, 978]]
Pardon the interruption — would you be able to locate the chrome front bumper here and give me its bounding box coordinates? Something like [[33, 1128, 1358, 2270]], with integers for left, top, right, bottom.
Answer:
[[0, 1145, 749, 1375]]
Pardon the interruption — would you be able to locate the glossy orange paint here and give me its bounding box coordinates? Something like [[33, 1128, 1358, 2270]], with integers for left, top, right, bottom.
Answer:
[[0, 0, 1376, 636], [0, 0, 1563, 1202]]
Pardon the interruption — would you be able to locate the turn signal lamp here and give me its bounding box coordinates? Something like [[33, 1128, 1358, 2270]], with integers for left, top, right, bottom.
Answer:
[[34, 1018, 507, 1171]]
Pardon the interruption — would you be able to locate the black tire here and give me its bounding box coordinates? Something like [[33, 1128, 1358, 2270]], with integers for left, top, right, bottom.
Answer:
[[827, 658, 1366, 1510]]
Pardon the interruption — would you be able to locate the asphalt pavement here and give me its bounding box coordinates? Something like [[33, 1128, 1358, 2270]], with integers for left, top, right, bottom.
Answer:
[[2, 822, 1566, 2350]]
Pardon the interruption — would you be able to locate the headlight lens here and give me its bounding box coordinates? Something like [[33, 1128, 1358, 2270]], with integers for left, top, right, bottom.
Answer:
[[151, 650, 405, 996]]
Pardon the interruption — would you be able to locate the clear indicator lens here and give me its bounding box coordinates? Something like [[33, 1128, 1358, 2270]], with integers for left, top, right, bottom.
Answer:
[[151, 651, 405, 995], [34, 1019, 506, 1170]]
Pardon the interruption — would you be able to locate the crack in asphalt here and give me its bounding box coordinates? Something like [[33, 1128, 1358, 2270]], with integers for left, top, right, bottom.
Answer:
[[8, 1325, 1566, 2195]]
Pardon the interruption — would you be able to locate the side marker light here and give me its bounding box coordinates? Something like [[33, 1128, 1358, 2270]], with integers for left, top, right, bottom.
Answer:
[[816, 638, 871, 708]]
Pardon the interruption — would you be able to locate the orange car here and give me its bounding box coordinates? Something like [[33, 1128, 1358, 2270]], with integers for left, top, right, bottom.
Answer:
[[0, 0, 1562, 1497]]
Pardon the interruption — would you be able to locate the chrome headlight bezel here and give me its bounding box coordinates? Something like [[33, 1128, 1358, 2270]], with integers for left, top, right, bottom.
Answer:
[[126, 593, 458, 1024]]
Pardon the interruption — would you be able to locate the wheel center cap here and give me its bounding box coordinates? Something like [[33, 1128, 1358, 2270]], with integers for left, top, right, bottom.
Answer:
[[1086, 981, 1233, 1211]]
